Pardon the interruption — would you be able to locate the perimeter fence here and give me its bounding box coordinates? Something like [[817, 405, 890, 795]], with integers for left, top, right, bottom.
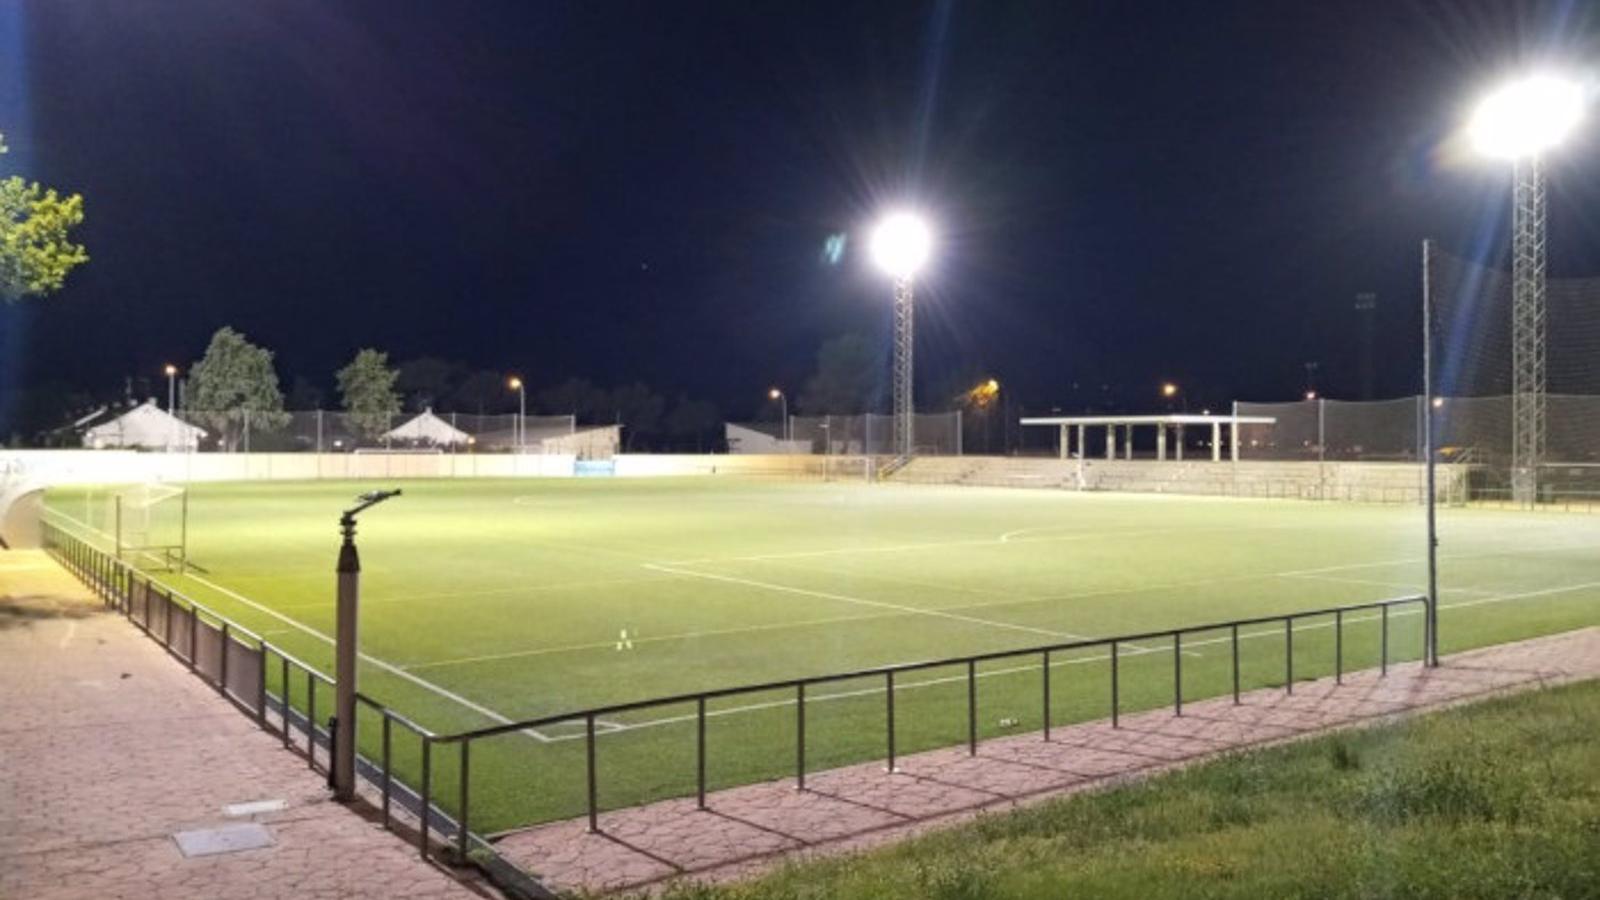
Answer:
[[729, 411, 963, 456], [90, 409, 579, 454]]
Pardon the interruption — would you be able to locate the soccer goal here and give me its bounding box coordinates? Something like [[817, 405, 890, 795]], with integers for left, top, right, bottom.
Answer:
[[112, 483, 189, 572]]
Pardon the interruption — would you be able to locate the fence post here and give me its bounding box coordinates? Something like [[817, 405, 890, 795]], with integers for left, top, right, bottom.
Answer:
[[795, 683, 806, 791], [1041, 650, 1051, 742], [1231, 624, 1241, 704], [458, 740, 470, 859], [381, 714, 393, 827], [696, 697, 707, 809], [885, 670, 897, 773], [281, 655, 291, 747], [1110, 641, 1120, 728], [1335, 610, 1343, 684], [307, 672, 317, 766], [967, 659, 977, 756], [419, 737, 432, 858], [256, 645, 267, 727], [1284, 618, 1294, 695], [1381, 604, 1389, 675], [219, 622, 230, 693], [1173, 632, 1183, 716], [585, 714, 599, 833]]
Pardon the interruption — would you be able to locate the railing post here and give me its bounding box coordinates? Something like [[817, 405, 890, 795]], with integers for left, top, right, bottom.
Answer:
[[1285, 618, 1294, 695], [381, 713, 393, 828], [307, 672, 317, 766], [795, 683, 806, 791], [1231, 624, 1241, 704], [188, 603, 199, 670], [1381, 604, 1389, 676], [696, 697, 707, 809], [419, 737, 432, 858], [1041, 650, 1052, 742], [458, 740, 470, 859], [256, 646, 267, 728], [967, 659, 978, 756], [1335, 610, 1343, 684], [281, 655, 291, 747], [1173, 632, 1183, 716], [219, 622, 230, 693], [885, 670, 897, 773], [1110, 641, 1120, 728], [585, 714, 599, 833]]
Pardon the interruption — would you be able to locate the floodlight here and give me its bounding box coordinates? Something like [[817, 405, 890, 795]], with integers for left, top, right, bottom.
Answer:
[[1161, 382, 1178, 398], [163, 364, 177, 376], [768, 387, 782, 400], [1469, 74, 1585, 160], [869, 212, 932, 278], [507, 376, 523, 390]]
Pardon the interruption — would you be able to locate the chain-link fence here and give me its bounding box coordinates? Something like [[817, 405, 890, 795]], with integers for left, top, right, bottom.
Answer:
[[728, 412, 963, 456]]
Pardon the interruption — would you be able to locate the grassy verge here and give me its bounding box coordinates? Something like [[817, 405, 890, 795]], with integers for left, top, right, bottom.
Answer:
[[655, 678, 1600, 900]]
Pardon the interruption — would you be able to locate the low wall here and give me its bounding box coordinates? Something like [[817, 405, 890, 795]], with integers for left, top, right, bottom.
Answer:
[[0, 450, 575, 487]]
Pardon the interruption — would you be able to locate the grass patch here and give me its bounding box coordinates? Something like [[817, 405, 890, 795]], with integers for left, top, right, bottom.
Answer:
[[655, 678, 1600, 900]]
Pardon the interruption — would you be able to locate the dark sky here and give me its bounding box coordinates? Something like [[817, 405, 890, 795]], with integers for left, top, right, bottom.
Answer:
[[4, 0, 1600, 424]]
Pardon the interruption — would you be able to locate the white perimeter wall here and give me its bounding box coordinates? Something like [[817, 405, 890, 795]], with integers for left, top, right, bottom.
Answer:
[[1, 450, 576, 487]]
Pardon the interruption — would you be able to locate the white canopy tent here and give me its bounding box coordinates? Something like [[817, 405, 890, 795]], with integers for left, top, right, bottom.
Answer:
[[382, 408, 472, 446], [82, 401, 207, 451]]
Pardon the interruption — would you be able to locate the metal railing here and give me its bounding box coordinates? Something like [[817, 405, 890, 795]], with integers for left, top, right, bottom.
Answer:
[[40, 522, 464, 857], [420, 593, 1429, 854]]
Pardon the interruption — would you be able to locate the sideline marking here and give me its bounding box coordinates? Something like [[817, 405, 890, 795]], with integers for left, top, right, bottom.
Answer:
[[42, 507, 544, 741]]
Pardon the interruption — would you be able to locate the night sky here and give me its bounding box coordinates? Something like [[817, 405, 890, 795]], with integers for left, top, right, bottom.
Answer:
[[4, 1, 1600, 427]]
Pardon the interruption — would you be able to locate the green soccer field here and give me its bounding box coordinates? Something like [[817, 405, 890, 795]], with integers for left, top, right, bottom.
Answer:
[[42, 477, 1600, 833]]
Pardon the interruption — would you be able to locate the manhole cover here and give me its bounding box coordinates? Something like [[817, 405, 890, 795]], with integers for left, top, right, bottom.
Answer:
[[172, 823, 274, 858]]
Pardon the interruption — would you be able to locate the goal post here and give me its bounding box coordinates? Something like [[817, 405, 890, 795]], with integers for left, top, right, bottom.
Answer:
[[113, 483, 189, 573]]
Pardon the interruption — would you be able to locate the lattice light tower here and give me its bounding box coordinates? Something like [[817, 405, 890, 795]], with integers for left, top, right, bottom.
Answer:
[[870, 213, 933, 458], [1469, 74, 1584, 505]]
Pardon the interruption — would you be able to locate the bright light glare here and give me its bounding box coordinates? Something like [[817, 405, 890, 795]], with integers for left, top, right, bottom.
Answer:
[[1469, 75, 1585, 159], [870, 212, 932, 278], [508, 376, 523, 390], [1161, 382, 1178, 398], [768, 388, 782, 400], [163, 364, 177, 376]]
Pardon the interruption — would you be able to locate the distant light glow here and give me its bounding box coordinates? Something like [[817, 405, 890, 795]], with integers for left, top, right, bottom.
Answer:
[[869, 213, 932, 278], [1469, 74, 1585, 160], [508, 376, 523, 391], [768, 387, 782, 400], [1305, 390, 1318, 401], [1432, 396, 1445, 409], [163, 364, 177, 376], [1161, 382, 1178, 398]]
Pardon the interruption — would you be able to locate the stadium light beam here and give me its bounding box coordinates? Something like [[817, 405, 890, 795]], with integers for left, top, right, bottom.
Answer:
[[870, 212, 933, 458], [1470, 73, 1586, 504]]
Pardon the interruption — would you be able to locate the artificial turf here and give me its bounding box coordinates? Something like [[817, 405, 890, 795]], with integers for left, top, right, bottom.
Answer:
[[44, 477, 1600, 831]]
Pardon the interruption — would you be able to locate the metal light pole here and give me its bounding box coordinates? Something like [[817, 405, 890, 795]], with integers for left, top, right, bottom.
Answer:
[[1469, 74, 1584, 505], [164, 364, 178, 412], [769, 388, 788, 446], [1422, 240, 1439, 667], [332, 488, 402, 801], [508, 377, 525, 453], [870, 213, 932, 460]]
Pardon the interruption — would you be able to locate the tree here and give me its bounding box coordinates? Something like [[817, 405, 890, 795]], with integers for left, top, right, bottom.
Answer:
[[1, 133, 89, 301], [536, 377, 609, 422], [448, 370, 511, 415], [798, 333, 877, 414], [608, 382, 665, 450], [666, 396, 720, 452], [336, 348, 401, 441], [395, 357, 461, 411], [187, 327, 288, 451]]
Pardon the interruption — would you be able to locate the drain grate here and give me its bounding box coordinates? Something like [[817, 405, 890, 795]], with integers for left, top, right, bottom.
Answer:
[[172, 823, 274, 858]]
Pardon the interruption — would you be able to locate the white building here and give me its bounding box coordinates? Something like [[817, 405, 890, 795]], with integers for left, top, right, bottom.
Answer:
[[82, 401, 207, 451], [383, 408, 472, 446]]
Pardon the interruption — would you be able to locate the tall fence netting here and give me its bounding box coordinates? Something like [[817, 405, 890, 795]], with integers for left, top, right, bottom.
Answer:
[[756, 412, 962, 456]]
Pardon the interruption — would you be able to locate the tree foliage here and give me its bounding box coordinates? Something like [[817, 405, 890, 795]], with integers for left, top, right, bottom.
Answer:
[[187, 327, 288, 450], [336, 348, 402, 440], [0, 133, 90, 301], [798, 333, 878, 414]]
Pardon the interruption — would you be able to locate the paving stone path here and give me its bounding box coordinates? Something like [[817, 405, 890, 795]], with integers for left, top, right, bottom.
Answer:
[[0, 551, 492, 900], [493, 627, 1600, 895]]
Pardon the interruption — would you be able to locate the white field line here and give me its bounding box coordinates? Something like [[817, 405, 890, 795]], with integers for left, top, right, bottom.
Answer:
[[1278, 572, 1494, 596], [42, 507, 550, 742], [643, 561, 1093, 644], [526, 579, 1600, 743], [406, 542, 1571, 674], [1272, 541, 1597, 578], [274, 573, 681, 612], [663, 523, 1315, 566]]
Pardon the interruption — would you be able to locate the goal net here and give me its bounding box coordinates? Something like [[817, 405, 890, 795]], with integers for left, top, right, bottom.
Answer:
[[110, 483, 188, 572]]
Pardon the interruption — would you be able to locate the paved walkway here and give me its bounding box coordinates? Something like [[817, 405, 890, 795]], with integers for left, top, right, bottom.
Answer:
[[0, 551, 493, 900], [495, 627, 1600, 895]]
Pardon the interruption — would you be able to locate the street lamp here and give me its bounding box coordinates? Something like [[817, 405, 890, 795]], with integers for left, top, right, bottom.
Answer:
[[870, 211, 933, 458], [1469, 73, 1585, 505], [332, 488, 402, 801], [508, 376, 525, 453], [163, 364, 179, 412], [768, 387, 788, 445]]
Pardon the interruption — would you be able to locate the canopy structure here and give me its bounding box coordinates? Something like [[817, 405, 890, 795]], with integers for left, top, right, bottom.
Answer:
[[383, 408, 472, 446], [1020, 413, 1276, 462], [82, 400, 207, 451]]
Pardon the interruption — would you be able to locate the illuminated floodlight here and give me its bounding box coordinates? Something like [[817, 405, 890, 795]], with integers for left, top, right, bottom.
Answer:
[[869, 212, 932, 279], [1161, 382, 1178, 398], [1469, 74, 1585, 160]]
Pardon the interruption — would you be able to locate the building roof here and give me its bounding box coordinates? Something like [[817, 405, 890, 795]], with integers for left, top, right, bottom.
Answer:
[[1020, 413, 1276, 427], [383, 408, 471, 444]]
